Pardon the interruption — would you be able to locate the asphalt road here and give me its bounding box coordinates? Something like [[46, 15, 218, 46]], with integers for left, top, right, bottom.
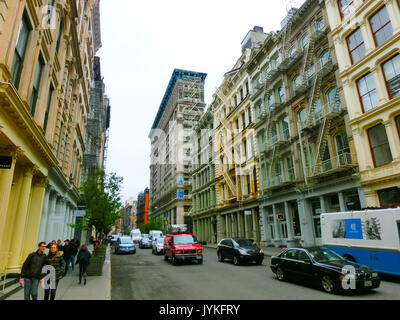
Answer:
[[111, 246, 400, 300]]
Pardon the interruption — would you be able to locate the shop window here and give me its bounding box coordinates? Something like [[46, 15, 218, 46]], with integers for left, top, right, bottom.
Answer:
[[378, 188, 400, 208], [367, 124, 393, 166], [382, 54, 400, 99], [357, 73, 378, 112], [370, 6, 393, 47], [347, 28, 365, 64]]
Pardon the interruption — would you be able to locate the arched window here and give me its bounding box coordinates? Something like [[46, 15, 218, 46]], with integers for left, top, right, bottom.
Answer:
[[320, 49, 332, 67], [326, 87, 341, 111], [298, 108, 307, 129]]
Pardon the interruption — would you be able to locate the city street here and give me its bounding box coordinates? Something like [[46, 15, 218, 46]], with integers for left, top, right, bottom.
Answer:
[[111, 246, 400, 300]]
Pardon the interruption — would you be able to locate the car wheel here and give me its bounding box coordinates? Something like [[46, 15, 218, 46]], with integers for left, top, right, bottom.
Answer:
[[217, 251, 224, 262], [233, 255, 240, 266], [321, 275, 336, 294], [276, 267, 285, 281]]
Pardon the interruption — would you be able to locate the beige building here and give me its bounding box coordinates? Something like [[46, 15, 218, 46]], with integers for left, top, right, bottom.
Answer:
[[325, 0, 400, 207], [0, 0, 101, 275]]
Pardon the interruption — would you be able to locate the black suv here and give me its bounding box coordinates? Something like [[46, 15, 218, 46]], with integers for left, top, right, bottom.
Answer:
[[217, 238, 264, 265]]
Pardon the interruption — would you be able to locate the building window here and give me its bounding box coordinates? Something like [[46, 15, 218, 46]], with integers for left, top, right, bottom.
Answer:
[[268, 94, 275, 106], [382, 54, 400, 99], [286, 156, 295, 180], [315, 17, 325, 32], [378, 188, 400, 208], [293, 75, 301, 90], [282, 117, 290, 140], [242, 112, 246, 129], [56, 19, 64, 53], [30, 55, 44, 116], [347, 28, 365, 64], [326, 87, 341, 111], [253, 167, 257, 193], [11, 13, 31, 89], [396, 115, 400, 138], [339, 0, 354, 17], [357, 73, 378, 112], [248, 107, 252, 124], [278, 86, 285, 103], [367, 124, 393, 166], [43, 84, 54, 133], [314, 98, 323, 122], [271, 123, 278, 144], [370, 6, 393, 47], [301, 34, 310, 50], [306, 64, 315, 79], [298, 108, 307, 129], [320, 49, 332, 67], [245, 82, 249, 96], [289, 46, 297, 57]]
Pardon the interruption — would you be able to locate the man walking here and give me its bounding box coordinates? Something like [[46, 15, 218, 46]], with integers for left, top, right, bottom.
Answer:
[[62, 239, 74, 276], [20, 242, 47, 300]]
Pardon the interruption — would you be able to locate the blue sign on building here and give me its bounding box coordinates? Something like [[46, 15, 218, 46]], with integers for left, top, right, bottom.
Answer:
[[345, 219, 363, 239], [177, 190, 185, 199]]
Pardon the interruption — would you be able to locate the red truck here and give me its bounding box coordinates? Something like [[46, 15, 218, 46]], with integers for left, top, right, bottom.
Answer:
[[163, 226, 203, 265]]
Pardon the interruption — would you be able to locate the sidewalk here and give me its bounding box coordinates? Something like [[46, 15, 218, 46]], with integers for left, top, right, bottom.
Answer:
[[204, 244, 284, 257], [6, 244, 111, 300]]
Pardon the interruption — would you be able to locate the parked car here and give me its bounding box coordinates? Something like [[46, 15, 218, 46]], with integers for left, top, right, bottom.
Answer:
[[217, 238, 264, 265], [270, 246, 381, 294], [152, 237, 164, 255], [140, 234, 152, 249], [110, 234, 120, 246], [164, 233, 203, 265], [115, 236, 136, 254]]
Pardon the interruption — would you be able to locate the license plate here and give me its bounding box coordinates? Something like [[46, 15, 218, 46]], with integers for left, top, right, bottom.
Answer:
[[365, 280, 372, 287]]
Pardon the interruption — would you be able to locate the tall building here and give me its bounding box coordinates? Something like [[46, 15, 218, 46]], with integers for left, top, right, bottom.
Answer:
[[191, 107, 217, 243], [251, 0, 362, 248], [136, 187, 149, 227], [325, 0, 400, 208], [0, 0, 102, 275], [149, 69, 207, 230], [212, 27, 268, 245]]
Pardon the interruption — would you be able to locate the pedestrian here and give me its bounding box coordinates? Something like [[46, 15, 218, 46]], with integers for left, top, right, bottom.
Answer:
[[44, 243, 66, 300], [57, 239, 62, 248], [20, 242, 47, 300], [62, 239, 74, 276], [72, 234, 80, 248], [69, 239, 78, 272], [76, 244, 91, 285]]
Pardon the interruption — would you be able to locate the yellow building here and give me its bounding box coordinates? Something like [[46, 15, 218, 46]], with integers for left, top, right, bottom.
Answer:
[[0, 0, 100, 275], [325, 0, 400, 207]]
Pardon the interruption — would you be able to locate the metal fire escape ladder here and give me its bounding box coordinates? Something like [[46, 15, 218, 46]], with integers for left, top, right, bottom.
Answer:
[[306, 73, 322, 127], [215, 89, 237, 198], [301, 36, 315, 85]]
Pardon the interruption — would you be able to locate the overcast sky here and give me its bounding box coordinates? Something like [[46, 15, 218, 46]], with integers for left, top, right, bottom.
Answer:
[[97, 0, 305, 203]]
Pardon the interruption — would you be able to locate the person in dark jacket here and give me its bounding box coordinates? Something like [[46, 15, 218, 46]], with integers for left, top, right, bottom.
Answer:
[[72, 234, 80, 248], [20, 242, 47, 300], [62, 240, 74, 276], [76, 244, 91, 285], [44, 243, 66, 300], [69, 240, 78, 272]]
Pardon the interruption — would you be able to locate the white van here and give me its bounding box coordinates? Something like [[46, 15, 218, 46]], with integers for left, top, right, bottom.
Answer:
[[130, 229, 142, 243], [149, 230, 163, 241]]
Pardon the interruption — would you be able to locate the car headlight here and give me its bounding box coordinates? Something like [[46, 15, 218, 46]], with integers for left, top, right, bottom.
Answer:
[[238, 249, 248, 255], [259, 249, 264, 254]]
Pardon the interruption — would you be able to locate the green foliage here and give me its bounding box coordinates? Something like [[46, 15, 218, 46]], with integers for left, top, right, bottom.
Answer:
[[139, 217, 165, 234], [77, 168, 123, 237]]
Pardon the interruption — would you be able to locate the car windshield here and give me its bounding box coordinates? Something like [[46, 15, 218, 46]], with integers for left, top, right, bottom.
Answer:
[[234, 239, 255, 247], [309, 248, 346, 262], [120, 238, 133, 244], [132, 233, 140, 236], [174, 235, 197, 245], [157, 238, 164, 244]]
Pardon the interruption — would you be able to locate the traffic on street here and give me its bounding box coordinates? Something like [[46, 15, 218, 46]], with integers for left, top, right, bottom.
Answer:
[[111, 243, 400, 300]]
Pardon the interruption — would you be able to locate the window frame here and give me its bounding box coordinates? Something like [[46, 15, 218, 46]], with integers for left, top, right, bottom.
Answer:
[[382, 54, 400, 100], [367, 123, 393, 167], [346, 28, 366, 65], [356, 72, 379, 113], [369, 6, 393, 47]]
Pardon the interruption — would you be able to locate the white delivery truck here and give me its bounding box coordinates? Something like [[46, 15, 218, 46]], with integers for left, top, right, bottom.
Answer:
[[149, 230, 163, 241], [130, 229, 142, 243], [321, 208, 400, 276]]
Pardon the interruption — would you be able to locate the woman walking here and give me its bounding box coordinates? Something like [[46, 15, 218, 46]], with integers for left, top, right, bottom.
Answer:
[[76, 244, 91, 285], [44, 243, 66, 300]]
